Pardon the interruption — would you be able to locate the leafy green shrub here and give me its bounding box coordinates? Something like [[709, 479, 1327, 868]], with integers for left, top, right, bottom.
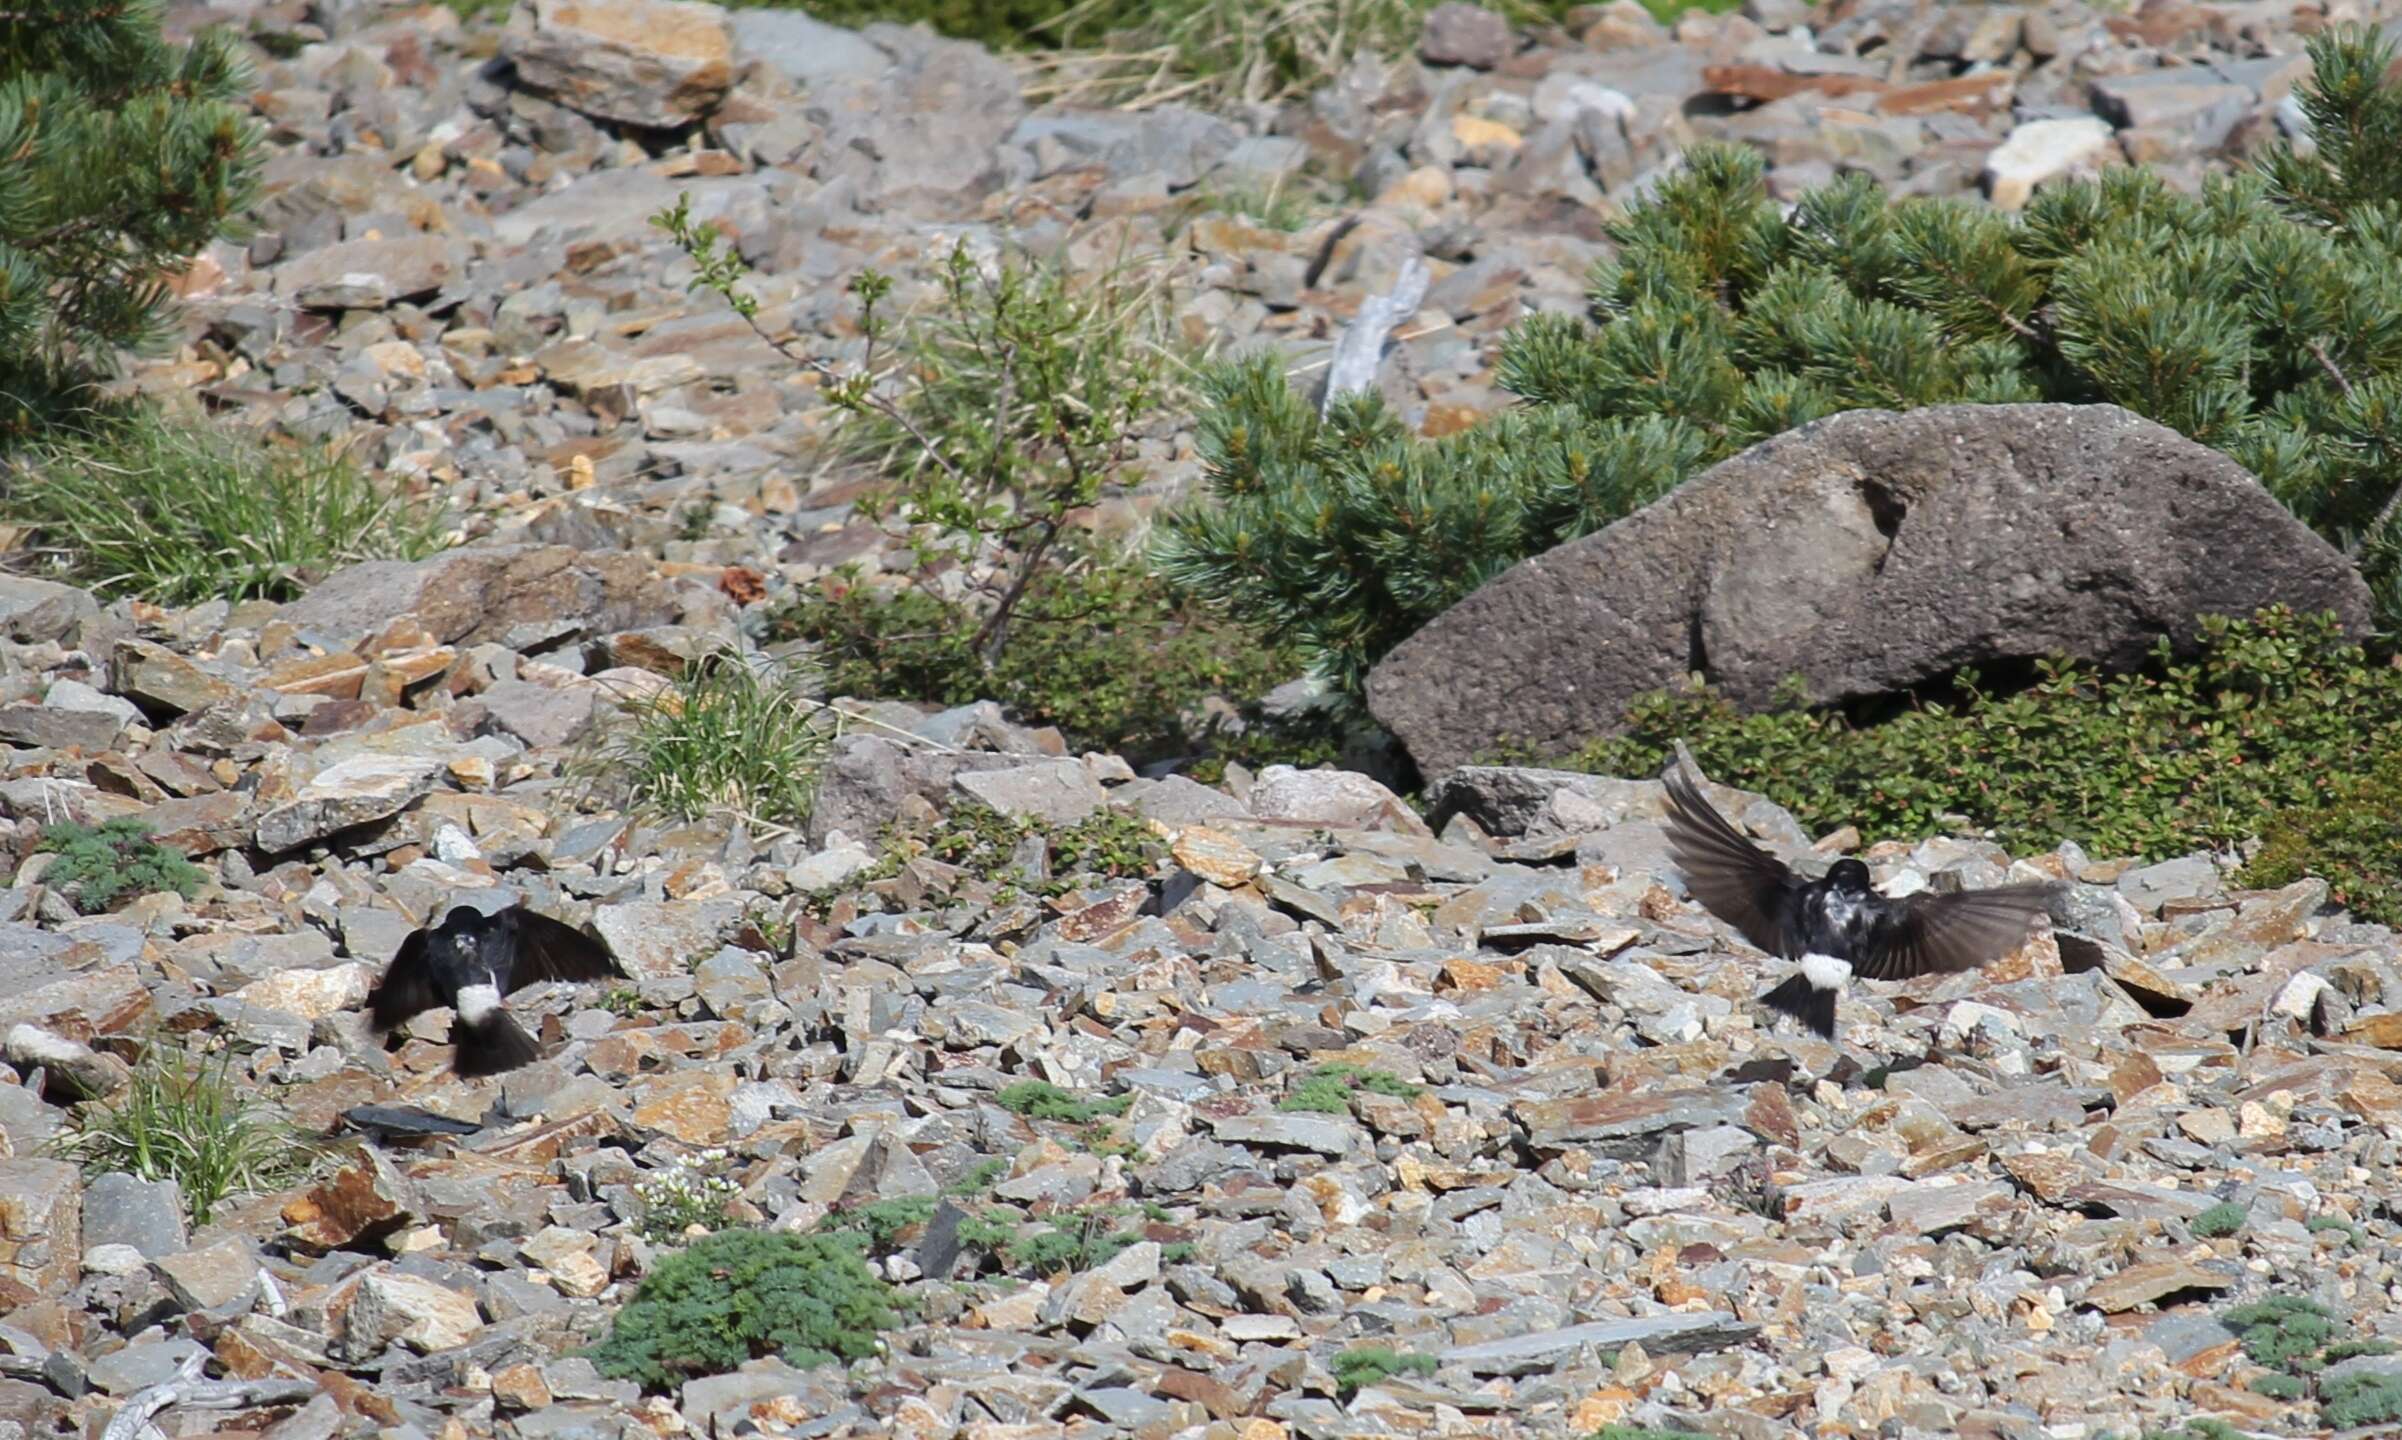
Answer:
[[1279, 1063, 1423, 1113], [54, 1044, 309, 1225], [2249, 748, 2402, 924], [34, 819, 203, 914], [587, 1230, 897, 1389], [2229, 1294, 2338, 1367], [770, 563, 1329, 767], [0, 0, 262, 431], [664, 194, 1332, 765], [4, 413, 443, 604], [2192, 1202, 2249, 1238], [582, 647, 836, 831], [1160, 27, 2402, 707], [1539, 609, 2402, 924], [1332, 1347, 1436, 1395]]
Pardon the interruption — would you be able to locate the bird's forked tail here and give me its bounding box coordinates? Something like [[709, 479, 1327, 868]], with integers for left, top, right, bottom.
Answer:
[[1760, 973, 1838, 1041]]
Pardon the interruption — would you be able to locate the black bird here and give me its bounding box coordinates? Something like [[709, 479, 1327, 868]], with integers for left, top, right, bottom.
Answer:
[[1658, 765, 2055, 1041], [366, 903, 622, 1077]]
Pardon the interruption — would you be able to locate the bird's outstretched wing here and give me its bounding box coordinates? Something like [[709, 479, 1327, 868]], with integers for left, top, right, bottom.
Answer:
[[1659, 766, 1806, 958], [498, 909, 622, 991], [1855, 884, 2056, 981], [367, 931, 439, 1033]]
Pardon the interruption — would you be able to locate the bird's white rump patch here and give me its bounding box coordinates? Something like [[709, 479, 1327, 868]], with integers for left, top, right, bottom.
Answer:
[[1799, 952, 1854, 993], [455, 983, 502, 1024]]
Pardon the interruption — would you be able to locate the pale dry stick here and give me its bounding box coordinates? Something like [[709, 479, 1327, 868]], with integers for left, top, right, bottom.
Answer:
[[1283, 322, 1457, 380], [102, 1351, 318, 1440]]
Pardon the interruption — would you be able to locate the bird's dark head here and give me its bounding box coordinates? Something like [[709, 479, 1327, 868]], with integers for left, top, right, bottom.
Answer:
[[432, 906, 504, 981], [1825, 859, 1875, 896]]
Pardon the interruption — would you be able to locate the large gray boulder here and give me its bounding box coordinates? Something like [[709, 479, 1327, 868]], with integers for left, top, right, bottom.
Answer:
[[1366, 403, 2374, 776]]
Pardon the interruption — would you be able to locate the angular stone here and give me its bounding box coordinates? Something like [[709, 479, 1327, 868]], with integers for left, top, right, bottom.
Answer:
[[479, 680, 598, 749], [1170, 826, 1263, 887], [505, 0, 735, 127], [0, 706, 121, 752], [234, 962, 373, 1021], [1982, 116, 2117, 210], [1420, 2, 1514, 67], [3, 1024, 127, 1102], [1248, 765, 1430, 834], [0, 577, 98, 645], [2082, 1258, 2236, 1314], [154, 1237, 262, 1313], [277, 545, 675, 654], [0, 1159, 80, 1295], [281, 1147, 419, 1251], [254, 755, 442, 853], [340, 1269, 483, 1355], [952, 760, 1107, 826], [1516, 1088, 1751, 1155], [1443, 1313, 1759, 1374], [111, 640, 236, 718], [0, 965, 151, 1043], [82, 1173, 186, 1260], [1368, 405, 2370, 773], [591, 898, 742, 980], [275, 234, 462, 311], [1206, 1112, 1361, 1157]]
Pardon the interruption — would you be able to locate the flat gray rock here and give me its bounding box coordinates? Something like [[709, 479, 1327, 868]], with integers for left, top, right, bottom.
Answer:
[[1441, 1312, 1760, 1373]]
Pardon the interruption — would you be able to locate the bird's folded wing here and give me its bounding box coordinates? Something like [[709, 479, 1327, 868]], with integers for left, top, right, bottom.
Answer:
[[367, 932, 438, 1032], [1659, 766, 1802, 958], [501, 909, 623, 990], [1857, 883, 2056, 981]]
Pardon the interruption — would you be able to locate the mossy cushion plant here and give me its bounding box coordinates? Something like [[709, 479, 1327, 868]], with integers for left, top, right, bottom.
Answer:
[[34, 818, 203, 914], [586, 1229, 899, 1389], [1543, 608, 2402, 927]]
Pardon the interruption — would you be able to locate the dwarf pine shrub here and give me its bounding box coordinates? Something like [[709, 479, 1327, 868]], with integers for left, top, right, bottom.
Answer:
[[0, 0, 262, 432], [1156, 26, 2402, 711]]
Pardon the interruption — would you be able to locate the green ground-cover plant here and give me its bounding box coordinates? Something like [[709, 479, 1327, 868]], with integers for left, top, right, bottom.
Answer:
[[2219, 1293, 2402, 1426], [2191, 1201, 2249, 1238], [1537, 609, 2402, 926], [33, 819, 203, 914], [587, 1229, 899, 1389], [579, 646, 837, 833], [1332, 1347, 1438, 1396], [4, 413, 443, 605], [1158, 27, 2402, 710], [821, 802, 1165, 914], [53, 1043, 310, 1225], [1279, 1062, 1423, 1113], [0, 0, 262, 432]]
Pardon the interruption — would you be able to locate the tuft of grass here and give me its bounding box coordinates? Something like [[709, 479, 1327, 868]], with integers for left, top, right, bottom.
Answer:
[[2191, 1201, 2249, 1238], [586, 1229, 898, 1390], [2250, 1371, 2307, 1399], [3, 411, 443, 607], [52, 1044, 311, 1225], [1279, 1063, 1423, 1114], [33, 819, 202, 914], [581, 647, 837, 831], [1333, 1347, 1436, 1396]]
